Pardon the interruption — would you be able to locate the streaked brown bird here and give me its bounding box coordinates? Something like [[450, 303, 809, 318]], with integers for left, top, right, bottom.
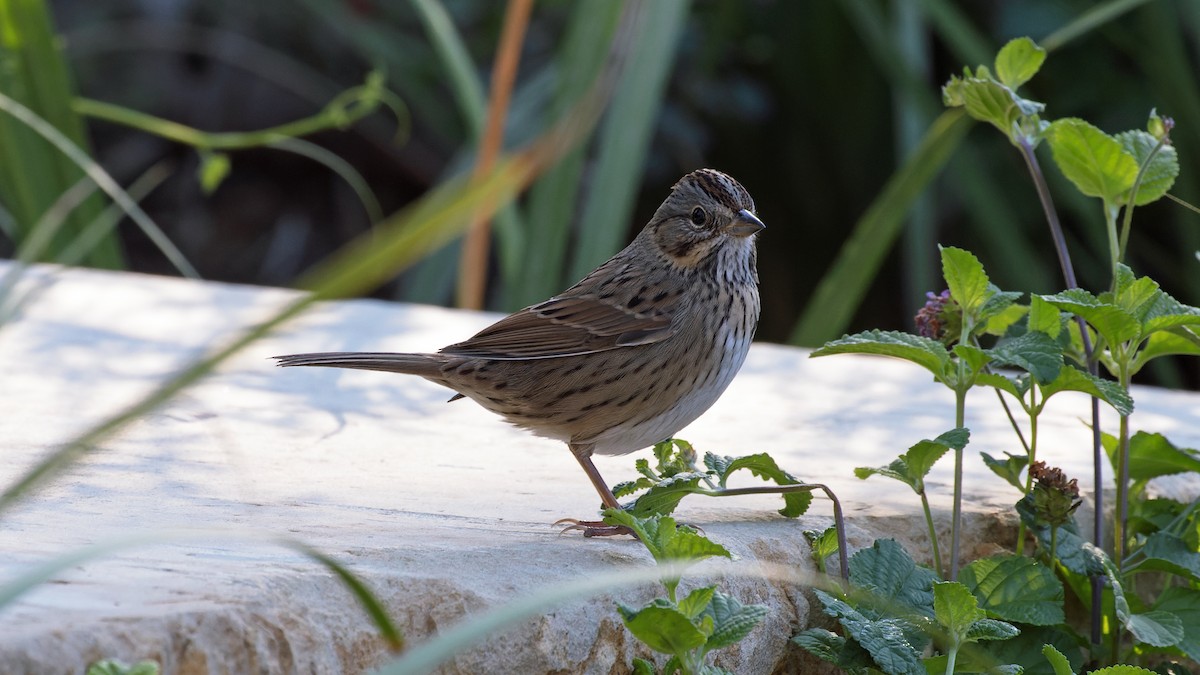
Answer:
[[276, 168, 763, 530]]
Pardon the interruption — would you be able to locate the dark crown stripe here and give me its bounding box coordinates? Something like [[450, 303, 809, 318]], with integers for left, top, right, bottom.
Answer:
[[688, 169, 755, 212]]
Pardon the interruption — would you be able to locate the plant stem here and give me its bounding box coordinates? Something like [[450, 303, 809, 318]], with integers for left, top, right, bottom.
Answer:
[[1016, 137, 1105, 645], [920, 491, 943, 579], [1050, 524, 1059, 568], [944, 646, 958, 675], [950, 383, 967, 581], [1015, 389, 1040, 555]]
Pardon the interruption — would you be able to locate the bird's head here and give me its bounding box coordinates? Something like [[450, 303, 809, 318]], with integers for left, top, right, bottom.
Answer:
[[648, 168, 764, 268]]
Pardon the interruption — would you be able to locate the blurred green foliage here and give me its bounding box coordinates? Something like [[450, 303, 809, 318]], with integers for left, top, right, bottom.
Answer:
[[3, 0, 1198, 385]]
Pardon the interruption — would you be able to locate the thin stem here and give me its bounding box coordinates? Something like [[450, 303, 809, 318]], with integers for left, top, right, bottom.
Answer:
[[950, 384, 967, 581], [1050, 523, 1059, 568], [920, 491, 943, 578], [1117, 137, 1168, 262], [456, 0, 534, 310], [1015, 390, 1041, 555], [1016, 136, 1106, 646], [944, 646, 959, 675]]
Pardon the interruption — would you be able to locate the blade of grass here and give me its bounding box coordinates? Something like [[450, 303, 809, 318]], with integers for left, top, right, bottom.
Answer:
[[789, 108, 971, 346], [0, 92, 197, 280], [0, 531, 403, 651], [566, 0, 691, 282], [1041, 0, 1153, 52], [0, 0, 122, 267]]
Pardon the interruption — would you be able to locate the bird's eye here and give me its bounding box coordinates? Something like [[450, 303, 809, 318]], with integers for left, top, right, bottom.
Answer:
[[690, 206, 707, 226]]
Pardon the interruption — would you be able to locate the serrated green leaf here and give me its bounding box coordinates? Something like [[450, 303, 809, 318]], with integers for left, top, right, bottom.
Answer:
[[87, 661, 161, 675], [1037, 289, 1141, 345], [954, 343, 991, 375], [988, 330, 1063, 383], [953, 77, 1045, 141], [976, 372, 1030, 401], [1140, 292, 1200, 336], [942, 246, 990, 314], [983, 626, 1083, 675], [1115, 129, 1179, 206], [626, 473, 708, 517], [702, 591, 769, 651], [805, 527, 842, 570], [983, 303, 1029, 337], [1041, 644, 1073, 675], [1154, 588, 1200, 662], [631, 657, 657, 675], [960, 555, 1064, 626], [677, 585, 717, 620], [995, 37, 1046, 89], [1045, 118, 1139, 203], [1090, 667, 1159, 675], [1135, 532, 1200, 582], [934, 581, 985, 636], [1039, 366, 1133, 416], [815, 589, 926, 675], [711, 452, 811, 517], [981, 452, 1029, 492], [1119, 432, 1200, 483], [660, 525, 732, 565], [1126, 610, 1185, 648], [1136, 329, 1200, 367], [811, 330, 953, 381], [619, 604, 707, 654], [965, 618, 1020, 641], [1028, 296, 1061, 338], [849, 540, 937, 614], [791, 628, 846, 663], [980, 288, 1024, 324]]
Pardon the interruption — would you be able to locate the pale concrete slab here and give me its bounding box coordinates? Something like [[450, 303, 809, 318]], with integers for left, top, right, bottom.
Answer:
[[0, 263, 1196, 673]]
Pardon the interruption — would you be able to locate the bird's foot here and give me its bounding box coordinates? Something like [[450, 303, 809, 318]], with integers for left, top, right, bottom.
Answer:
[[553, 518, 636, 538]]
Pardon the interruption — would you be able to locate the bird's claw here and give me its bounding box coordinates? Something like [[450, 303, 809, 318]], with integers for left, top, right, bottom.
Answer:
[[553, 517, 637, 538]]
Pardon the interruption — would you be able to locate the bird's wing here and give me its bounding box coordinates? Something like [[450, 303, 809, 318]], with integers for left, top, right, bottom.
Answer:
[[440, 295, 675, 359]]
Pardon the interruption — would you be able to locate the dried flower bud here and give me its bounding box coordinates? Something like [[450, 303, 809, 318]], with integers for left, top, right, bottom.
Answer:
[[1029, 460, 1081, 527]]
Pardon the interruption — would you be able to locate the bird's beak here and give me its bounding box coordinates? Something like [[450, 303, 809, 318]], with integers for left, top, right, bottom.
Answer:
[[727, 209, 766, 238]]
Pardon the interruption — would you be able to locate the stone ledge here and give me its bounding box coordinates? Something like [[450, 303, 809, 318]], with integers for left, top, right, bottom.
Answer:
[[0, 263, 1196, 673]]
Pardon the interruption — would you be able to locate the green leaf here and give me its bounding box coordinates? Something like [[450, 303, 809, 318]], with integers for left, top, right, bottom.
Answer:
[[677, 585, 717, 620], [946, 76, 1044, 141], [981, 452, 1029, 492], [702, 591, 769, 651], [980, 288, 1025, 324], [959, 555, 1064, 625], [626, 473, 709, 517], [976, 372, 1030, 402], [811, 330, 953, 381], [1037, 289, 1141, 345], [197, 151, 231, 194], [855, 430, 965, 494], [985, 626, 1083, 675], [994, 37, 1046, 89], [933, 581, 985, 637], [1045, 118, 1139, 203], [815, 589, 926, 675], [1153, 588, 1200, 662], [1123, 432, 1200, 483], [1136, 329, 1200, 366], [983, 303, 1030, 337], [618, 603, 707, 655], [1126, 611, 1185, 648], [849, 539, 938, 614], [791, 628, 846, 664], [631, 657, 657, 675], [1090, 667, 1159, 675], [1039, 366, 1133, 416], [1041, 644, 1073, 675], [987, 330, 1063, 383], [709, 452, 811, 517], [965, 618, 1020, 641], [941, 246, 990, 314], [953, 343, 991, 375], [87, 661, 161, 675], [1115, 129, 1179, 206], [1135, 532, 1200, 582], [1028, 295, 1062, 338], [805, 527, 842, 572]]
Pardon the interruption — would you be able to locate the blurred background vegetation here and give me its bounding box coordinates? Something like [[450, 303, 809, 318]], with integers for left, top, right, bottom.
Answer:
[[2, 0, 1199, 387]]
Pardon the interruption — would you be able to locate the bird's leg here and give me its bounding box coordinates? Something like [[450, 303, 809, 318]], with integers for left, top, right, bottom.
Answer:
[[555, 442, 635, 537]]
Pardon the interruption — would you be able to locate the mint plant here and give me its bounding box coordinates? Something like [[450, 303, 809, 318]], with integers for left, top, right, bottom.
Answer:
[[800, 36, 1200, 672], [602, 511, 768, 675]]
